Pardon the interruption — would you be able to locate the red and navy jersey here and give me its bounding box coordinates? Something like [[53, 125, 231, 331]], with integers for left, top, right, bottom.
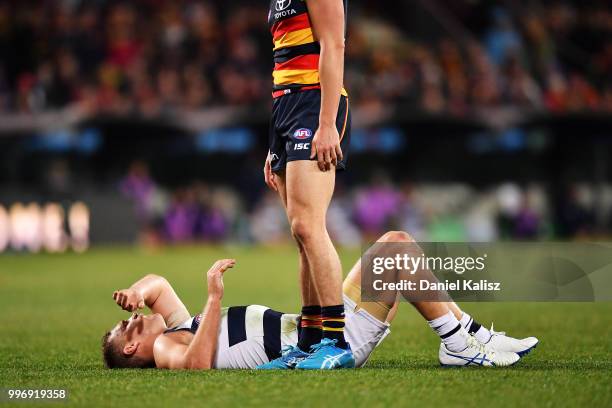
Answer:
[[268, 0, 348, 96]]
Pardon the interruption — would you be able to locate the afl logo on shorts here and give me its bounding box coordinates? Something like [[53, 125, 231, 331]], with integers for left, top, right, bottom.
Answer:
[[276, 0, 291, 11], [293, 128, 312, 140]]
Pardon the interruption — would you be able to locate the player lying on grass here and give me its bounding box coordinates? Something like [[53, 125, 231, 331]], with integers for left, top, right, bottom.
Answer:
[[102, 231, 538, 370]]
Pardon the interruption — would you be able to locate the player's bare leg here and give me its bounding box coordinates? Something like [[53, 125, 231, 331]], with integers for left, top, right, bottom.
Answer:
[[276, 172, 322, 349], [285, 161, 342, 306], [283, 163, 339, 298], [343, 231, 452, 322], [257, 168, 326, 370], [343, 231, 524, 366], [274, 171, 320, 305], [283, 161, 354, 369], [259, 161, 348, 369]]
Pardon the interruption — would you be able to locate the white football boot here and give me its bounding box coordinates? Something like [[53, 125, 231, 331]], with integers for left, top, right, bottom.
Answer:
[[439, 332, 520, 367], [482, 324, 539, 357]]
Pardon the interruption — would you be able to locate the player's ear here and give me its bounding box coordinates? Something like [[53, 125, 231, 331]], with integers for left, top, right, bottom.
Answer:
[[123, 342, 139, 356]]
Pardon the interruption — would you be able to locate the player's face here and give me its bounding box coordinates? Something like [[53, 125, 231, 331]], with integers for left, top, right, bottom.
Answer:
[[111, 312, 166, 343]]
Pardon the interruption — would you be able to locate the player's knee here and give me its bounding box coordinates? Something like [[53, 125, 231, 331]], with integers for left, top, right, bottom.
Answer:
[[290, 217, 317, 244], [379, 230, 414, 243]]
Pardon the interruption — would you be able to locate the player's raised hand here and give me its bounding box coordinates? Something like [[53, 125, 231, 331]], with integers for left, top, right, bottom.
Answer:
[[206, 259, 236, 300], [263, 152, 278, 191], [112, 288, 145, 312], [310, 124, 343, 172]]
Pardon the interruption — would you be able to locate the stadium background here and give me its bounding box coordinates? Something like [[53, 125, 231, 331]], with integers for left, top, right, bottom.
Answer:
[[0, 0, 611, 250], [0, 1, 611, 406]]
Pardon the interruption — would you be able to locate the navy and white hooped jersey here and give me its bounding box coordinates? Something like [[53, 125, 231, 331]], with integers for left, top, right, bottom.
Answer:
[[164, 305, 300, 369]]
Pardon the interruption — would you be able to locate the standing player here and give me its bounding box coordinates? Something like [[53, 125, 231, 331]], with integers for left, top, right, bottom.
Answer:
[[263, 0, 352, 368]]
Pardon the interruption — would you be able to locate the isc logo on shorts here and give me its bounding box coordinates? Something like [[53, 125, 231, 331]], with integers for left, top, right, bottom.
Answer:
[[293, 128, 312, 140], [294, 143, 310, 150]]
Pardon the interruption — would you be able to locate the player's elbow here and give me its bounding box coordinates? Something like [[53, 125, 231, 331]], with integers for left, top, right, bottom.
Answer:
[[145, 274, 170, 286], [184, 358, 212, 370], [182, 349, 214, 370]]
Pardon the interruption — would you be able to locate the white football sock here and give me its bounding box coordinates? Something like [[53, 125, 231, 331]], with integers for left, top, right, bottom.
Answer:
[[459, 312, 492, 343], [428, 311, 468, 352]]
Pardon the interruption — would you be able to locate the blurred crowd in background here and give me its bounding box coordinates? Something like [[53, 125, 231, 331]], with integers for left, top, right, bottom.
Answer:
[[0, 0, 610, 116], [120, 161, 610, 246], [1, 0, 611, 250]]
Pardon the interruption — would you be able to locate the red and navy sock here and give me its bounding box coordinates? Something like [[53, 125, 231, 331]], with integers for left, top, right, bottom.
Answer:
[[321, 305, 348, 349], [297, 305, 322, 352]]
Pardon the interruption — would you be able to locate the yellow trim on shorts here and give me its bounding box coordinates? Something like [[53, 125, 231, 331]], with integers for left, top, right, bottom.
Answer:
[[343, 281, 391, 323], [339, 97, 349, 141]]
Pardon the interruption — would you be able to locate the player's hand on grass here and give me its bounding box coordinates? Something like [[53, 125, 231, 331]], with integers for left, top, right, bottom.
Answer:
[[263, 152, 278, 191], [207, 259, 235, 300], [112, 288, 145, 312], [311, 124, 343, 172]]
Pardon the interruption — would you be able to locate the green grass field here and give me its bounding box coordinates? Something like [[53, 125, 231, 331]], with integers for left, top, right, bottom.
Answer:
[[1, 245, 611, 407]]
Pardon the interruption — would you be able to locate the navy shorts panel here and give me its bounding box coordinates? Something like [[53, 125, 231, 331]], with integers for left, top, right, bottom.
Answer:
[[269, 90, 351, 173]]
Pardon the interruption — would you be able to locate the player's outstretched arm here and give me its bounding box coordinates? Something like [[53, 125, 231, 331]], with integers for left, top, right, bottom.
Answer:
[[154, 259, 235, 370], [113, 274, 190, 327]]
